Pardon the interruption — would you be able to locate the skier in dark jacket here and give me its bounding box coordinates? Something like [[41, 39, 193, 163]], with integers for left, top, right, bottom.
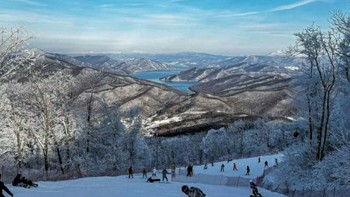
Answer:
[[0, 174, 13, 197], [162, 168, 170, 182], [12, 174, 23, 187], [128, 166, 133, 178], [249, 180, 262, 197], [246, 165, 250, 175], [142, 168, 147, 178], [181, 185, 206, 197]]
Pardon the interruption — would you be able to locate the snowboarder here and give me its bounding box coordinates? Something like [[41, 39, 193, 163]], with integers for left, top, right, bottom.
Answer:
[[249, 180, 262, 197], [0, 174, 13, 197], [20, 176, 38, 188], [128, 166, 133, 178], [246, 165, 250, 175], [12, 174, 25, 187], [181, 185, 206, 197], [147, 176, 160, 183], [264, 161, 268, 168], [162, 168, 170, 182], [258, 157, 261, 163], [13, 174, 38, 188], [220, 164, 225, 172], [233, 162, 237, 170], [142, 168, 147, 178], [203, 164, 208, 170]]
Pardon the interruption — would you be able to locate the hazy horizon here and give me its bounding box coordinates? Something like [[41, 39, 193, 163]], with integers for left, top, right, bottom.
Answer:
[[1, 0, 350, 56]]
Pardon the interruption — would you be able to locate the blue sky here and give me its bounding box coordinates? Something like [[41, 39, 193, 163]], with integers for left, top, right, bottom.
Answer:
[[1, 0, 349, 55]]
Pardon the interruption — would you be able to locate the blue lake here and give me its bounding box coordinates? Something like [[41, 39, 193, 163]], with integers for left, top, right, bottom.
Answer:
[[132, 70, 199, 93]]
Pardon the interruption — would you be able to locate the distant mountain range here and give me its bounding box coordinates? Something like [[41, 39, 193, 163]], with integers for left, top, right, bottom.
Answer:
[[75, 55, 173, 74], [70, 52, 230, 69], [5, 49, 301, 136]]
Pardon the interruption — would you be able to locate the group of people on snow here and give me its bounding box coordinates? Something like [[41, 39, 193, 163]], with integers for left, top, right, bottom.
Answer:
[[146, 167, 171, 183], [12, 174, 38, 188], [0, 173, 38, 197]]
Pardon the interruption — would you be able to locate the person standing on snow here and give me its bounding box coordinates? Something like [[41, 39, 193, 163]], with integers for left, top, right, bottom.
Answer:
[[162, 168, 170, 182], [0, 174, 13, 197], [152, 167, 157, 177], [220, 164, 225, 172], [187, 164, 193, 177], [171, 163, 176, 178], [246, 165, 250, 175], [181, 185, 206, 197], [128, 166, 133, 178], [142, 168, 147, 178], [264, 161, 268, 168], [233, 163, 237, 170]]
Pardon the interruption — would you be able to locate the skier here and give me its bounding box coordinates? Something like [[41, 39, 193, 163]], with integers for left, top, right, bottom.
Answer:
[[246, 165, 250, 175], [128, 166, 133, 178], [249, 180, 262, 197], [142, 168, 147, 178], [203, 164, 208, 170], [233, 162, 237, 170], [181, 185, 206, 197], [187, 164, 193, 177], [0, 174, 13, 197], [264, 161, 268, 168], [220, 164, 225, 172], [162, 168, 170, 182]]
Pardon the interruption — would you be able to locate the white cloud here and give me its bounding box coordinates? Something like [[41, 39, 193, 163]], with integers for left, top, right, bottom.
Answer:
[[270, 0, 320, 12], [218, 11, 259, 18], [12, 0, 47, 7], [0, 10, 73, 26]]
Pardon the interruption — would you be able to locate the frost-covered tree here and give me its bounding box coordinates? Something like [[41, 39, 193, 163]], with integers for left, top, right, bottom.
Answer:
[[293, 24, 338, 161], [202, 128, 233, 164], [332, 11, 350, 82], [4, 71, 77, 178], [0, 26, 33, 79], [269, 11, 350, 191]]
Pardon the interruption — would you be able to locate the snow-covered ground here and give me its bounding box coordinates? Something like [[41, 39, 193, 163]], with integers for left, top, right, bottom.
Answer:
[[190, 153, 283, 178], [4, 154, 285, 197]]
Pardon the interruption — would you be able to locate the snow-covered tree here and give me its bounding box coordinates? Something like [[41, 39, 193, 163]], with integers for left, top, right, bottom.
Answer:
[[293, 24, 338, 161], [202, 128, 233, 164], [332, 11, 350, 82], [0, 26, 33, 80]]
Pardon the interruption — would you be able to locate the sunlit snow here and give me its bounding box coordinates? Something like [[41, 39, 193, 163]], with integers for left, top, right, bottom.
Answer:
[[5, 154, 286, 197]]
